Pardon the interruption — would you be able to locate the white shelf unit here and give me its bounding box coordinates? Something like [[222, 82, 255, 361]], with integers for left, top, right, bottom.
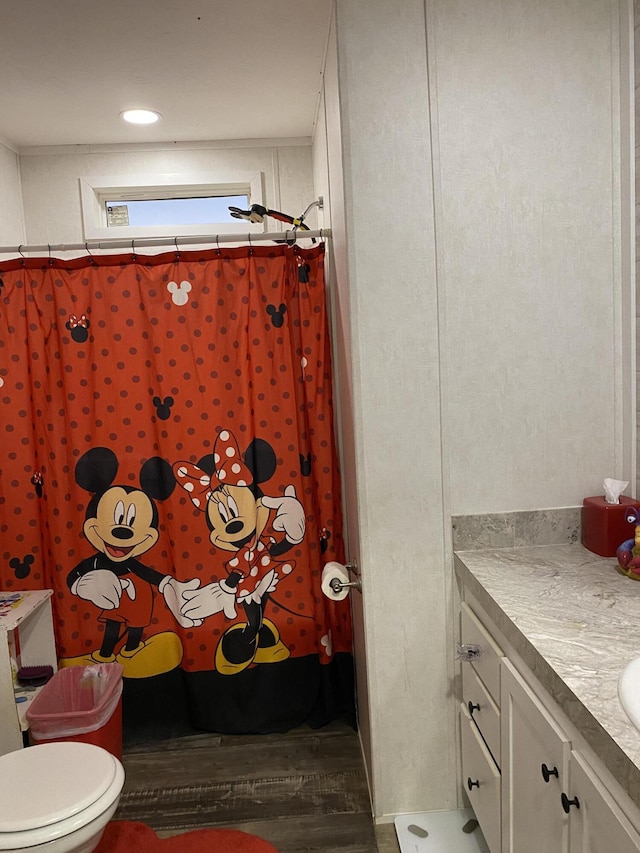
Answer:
[[0, 590, 57, 755]]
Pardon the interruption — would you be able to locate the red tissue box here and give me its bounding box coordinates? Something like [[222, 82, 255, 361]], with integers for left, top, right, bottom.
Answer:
[[582, 495, 640, 558]]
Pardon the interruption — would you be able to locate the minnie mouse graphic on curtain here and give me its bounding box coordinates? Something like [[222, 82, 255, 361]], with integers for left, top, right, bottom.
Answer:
[[172, 429, 306, 675]]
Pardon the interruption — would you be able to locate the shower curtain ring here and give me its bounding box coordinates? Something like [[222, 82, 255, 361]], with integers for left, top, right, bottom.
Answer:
[[174, 236, 180, 261], [48, 244, 54, 266], [247, 232, 253, 255], [18, 245, 25, 266], [85, 242, 95, 265], [216, 234, 221, 255], [131, 239, 136, 261]]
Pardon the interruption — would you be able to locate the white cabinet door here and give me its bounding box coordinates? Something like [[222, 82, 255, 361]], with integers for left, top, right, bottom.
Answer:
[[567, 751, 640, 853], [501, 659, 570, 853]]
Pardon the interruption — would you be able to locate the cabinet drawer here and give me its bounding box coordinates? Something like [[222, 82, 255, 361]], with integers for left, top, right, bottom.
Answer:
[[460, 702, 501, 853], [462, 662, 501, 768], [461, 602, 503, 706]]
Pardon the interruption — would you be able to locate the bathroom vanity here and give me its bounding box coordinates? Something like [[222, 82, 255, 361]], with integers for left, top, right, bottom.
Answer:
[[455, 544, 640, 853]]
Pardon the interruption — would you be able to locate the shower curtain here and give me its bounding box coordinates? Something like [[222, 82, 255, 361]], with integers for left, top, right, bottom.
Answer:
[[0, 242, 354, 735]]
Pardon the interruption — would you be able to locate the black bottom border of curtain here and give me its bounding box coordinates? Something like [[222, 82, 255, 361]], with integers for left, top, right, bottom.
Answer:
[[122, 652, 356, 744]]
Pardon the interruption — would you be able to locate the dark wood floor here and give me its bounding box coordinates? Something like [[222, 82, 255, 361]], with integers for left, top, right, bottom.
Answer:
[[114, 721, 400, 853]]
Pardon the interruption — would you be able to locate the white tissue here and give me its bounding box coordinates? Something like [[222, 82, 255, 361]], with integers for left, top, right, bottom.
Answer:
[[321, 562, 351, 602], [604, 478, 629, 505]]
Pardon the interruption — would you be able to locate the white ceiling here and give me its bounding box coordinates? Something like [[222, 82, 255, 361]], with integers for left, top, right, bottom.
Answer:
[[0, 0, 333, 150]]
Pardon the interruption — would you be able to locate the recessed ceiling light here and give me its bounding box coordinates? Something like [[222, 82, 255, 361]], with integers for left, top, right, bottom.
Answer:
[[120, 109, 162, 125]]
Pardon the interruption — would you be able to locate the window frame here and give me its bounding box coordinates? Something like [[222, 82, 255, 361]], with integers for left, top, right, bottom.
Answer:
[[79, 171, 266, 241]]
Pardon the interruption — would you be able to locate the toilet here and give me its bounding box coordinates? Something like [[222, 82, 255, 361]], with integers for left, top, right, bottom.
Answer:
[[0, 741, 125, 853]]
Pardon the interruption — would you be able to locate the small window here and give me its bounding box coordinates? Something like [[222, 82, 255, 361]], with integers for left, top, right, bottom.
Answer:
[[104, 195, 248, 228], [80, 172, 265, 241]]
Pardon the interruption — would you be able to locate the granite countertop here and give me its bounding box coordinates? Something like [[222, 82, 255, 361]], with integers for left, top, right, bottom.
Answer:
[[454, 542, 640, 807]]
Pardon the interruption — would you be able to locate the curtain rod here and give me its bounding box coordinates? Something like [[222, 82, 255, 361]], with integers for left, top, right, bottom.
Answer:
[[0, 229, 331, 256]]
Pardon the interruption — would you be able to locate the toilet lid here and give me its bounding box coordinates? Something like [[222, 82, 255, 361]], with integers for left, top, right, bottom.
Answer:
[[0, 742, 118, 832]]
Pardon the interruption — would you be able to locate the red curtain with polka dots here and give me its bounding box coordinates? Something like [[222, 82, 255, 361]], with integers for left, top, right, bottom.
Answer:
[[0, 243, 354, 735]]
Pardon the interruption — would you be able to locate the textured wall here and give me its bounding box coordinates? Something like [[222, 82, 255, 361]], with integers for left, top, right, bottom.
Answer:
[[433, 0, 632, 514], [312, 7, 375, 810], [333, 0, 457, 820], [18, 143, 315, 246], [0, 142, 25, 248], [321, 0, 632, 823]]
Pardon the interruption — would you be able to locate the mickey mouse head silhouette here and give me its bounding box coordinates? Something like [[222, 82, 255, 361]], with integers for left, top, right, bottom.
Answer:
[[167, 280, 192, 306], [299, 452, 312, 477], [266, 303, 287, 328], [153, 396, 175, 420], [9, 554, 34, 580]]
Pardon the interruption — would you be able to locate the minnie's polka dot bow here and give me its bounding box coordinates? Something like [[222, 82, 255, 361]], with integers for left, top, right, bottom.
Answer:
[[213, 430, 252, 486], [173, 430, 253, 510], [68, 313, 88, 328]]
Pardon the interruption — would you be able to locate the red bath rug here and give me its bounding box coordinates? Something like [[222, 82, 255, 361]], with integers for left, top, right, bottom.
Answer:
[[95, 821, 280, 852]]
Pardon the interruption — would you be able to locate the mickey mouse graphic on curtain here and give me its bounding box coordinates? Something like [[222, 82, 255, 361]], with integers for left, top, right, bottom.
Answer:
[[60, 447, 202, 678], [172, 429, 306, 675]]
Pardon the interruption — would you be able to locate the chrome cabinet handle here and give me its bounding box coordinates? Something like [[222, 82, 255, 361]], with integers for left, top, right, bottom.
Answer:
[[541, 763, 559, 783]]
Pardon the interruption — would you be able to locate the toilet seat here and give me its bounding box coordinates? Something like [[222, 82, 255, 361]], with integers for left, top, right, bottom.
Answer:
[[0, 742, 125, 849]]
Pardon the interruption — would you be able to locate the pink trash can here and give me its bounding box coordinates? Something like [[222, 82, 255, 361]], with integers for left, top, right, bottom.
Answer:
[[26, 663, 123, 759]]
